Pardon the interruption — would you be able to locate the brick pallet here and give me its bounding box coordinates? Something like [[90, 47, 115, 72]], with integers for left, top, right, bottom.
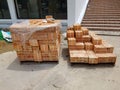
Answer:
[[67, 24, 116, 64], [10, 19, 61, 62]]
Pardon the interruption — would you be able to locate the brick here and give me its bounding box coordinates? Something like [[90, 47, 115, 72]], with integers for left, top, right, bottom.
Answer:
[[83, 35, 92, 42], [68, 45, 76, 50], [30, 31, 48, 40], [81, 27, 89, 35], [11, 33, 21, 41], [92, 35, 102, 45], [70, 50, 88, 63], [76, 38, 83, 42], [23, 45, 32, 51], [46, 15, 54, 23], [75, 30, 83, 38], [102, 41, 114, 53], [94, 45, 107, 53], [68, 43, 84, 50], [49, 44, 58, 51], [29, 39, 39, 46], [24, 51, 34, 61], [49, 51, 59, 57], [33, 50, 42, 62], [73, 23, 81, 30], [84, 42, 93, 50], [76, 43, 84, 50], [16, 51, 25, 61], [96, 53, 116, 63], [46, 15, 53, 19], [87, 51, 98, 64], [48, 32, 57, 40], [49, 56, 58, 61], [67, 30, 74, 38], [68, 38, 76, 45], [49, 53, 59, 61], [48, 40, 58, 44], [32, 46, 40, 51], [40, 44, 49, 53], [41, 53, 49, 61], [38, 40, 48, 44]]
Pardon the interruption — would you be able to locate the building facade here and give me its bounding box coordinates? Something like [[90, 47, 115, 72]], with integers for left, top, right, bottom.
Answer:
[[0, 0, 88, 28]]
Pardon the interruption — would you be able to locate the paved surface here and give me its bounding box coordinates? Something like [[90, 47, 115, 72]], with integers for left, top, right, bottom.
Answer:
[[0, 34, 120, 90]]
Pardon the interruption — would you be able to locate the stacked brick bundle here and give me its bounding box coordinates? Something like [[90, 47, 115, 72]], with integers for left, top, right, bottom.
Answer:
[[67, 24, 116, 64], [10, 20, 61, 62]]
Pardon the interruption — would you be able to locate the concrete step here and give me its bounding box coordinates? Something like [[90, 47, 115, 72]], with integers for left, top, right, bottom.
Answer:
[[83, 19, 120, 21], [86, 27, 120, 31], [89, 7, 120, 9], [87, 9, 120, 12], [86, 12, 120, 14], [85, 14, 120, 16], [82, 21, 120, 24], [84, 16, 120, 19], [92, 31, 120, 36], [82, 24, 120, 27]]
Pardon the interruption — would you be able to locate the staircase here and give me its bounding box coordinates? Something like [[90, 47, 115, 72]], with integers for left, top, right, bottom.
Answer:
[[81, 0, 120, 32]]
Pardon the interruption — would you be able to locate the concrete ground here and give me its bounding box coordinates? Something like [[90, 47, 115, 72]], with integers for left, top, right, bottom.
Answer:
[[0, 32, 120, 90]]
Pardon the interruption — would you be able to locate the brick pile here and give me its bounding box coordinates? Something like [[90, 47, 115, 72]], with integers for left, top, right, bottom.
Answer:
[[67, 24, 116, 64], [10, 19, 61, 62]]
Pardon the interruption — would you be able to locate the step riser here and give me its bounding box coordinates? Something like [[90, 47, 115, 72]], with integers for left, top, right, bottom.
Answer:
[[86, 28, 120, 31], [82, 24, 120, 27], [82, 21, 120, 24], [85, 14, 120, 16], [82, 22, 120, 26], [83, 18, 120, 21], [84, 17, 120, 19], [82, 25, 120, 28]]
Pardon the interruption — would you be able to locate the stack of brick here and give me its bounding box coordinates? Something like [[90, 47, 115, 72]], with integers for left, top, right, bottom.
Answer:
[[67, 24, 116, 64], [10, 20, 61, 62]]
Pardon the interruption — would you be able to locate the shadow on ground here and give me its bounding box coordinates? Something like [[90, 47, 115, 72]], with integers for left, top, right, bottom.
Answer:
[[61, 47, 69, 60], [7, 58, 58, 71], [69, 63, 115, 69]]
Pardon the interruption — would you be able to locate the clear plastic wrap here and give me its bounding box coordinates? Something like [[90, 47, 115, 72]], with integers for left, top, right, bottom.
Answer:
[[10, 20, 61, 44], [10, 19, 61, 61]]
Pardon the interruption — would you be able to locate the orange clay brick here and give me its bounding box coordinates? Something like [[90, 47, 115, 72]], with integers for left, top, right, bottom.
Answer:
[[67, 30, 75, 38], [73, 23, 81, 30], [87, 51, 98, 64], [69, 50, 88, 63], [29, 39, 39, 46], [81, 27, 89, 35], [94, 45, 107, 53], [84, 42, 93, 50], [75, 30, 83, 38], [68, 38, 76, 45], [83, 35, 92, 42]]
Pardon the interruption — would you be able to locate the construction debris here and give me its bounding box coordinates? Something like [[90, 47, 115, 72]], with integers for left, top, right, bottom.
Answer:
[[67, 24, 116, 64]]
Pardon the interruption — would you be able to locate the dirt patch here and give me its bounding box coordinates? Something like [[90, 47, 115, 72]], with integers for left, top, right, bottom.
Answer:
[[0, 40, 14, 54]]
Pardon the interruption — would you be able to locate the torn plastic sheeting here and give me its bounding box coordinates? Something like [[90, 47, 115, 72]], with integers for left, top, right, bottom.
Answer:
[[1, 30, 12, 42], [10, 20, 61, 44], [0, 30, 4, 40]]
